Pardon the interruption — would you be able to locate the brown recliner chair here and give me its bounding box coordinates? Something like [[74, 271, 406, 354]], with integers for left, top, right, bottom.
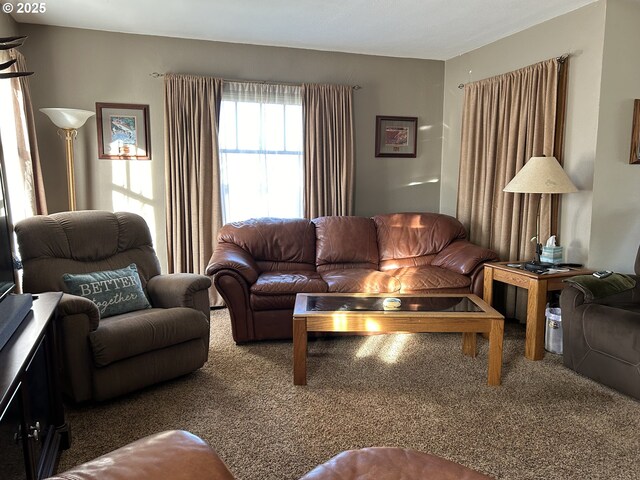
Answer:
[[15, 211, 212, 402], [560, 245, 640, 400]]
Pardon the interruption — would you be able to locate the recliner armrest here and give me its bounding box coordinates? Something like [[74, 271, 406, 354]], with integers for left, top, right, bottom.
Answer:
[[57, 293, 100, 331], [432, 240, 500, 275], [562, 275, 640, 308], [206, 243, 260, 285], [147, 274, 212, 312]]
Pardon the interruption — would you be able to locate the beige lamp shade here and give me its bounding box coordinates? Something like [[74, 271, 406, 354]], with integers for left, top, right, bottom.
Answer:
[[40, 108, 95, 129], [503, 156, 578, 194]]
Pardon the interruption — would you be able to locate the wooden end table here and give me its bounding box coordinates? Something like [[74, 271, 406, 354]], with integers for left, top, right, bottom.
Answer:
[[293, 293, 504, 386], [483, 262, 591, 361]]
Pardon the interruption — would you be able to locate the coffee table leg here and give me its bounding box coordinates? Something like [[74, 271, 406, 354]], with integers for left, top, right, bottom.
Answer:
[[293, 316, 308, 385], [462, 333, 477, 357], [487, 318, 504, 386]]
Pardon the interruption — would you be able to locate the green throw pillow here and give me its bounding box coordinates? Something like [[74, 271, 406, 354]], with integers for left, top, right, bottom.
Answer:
[[62, 264, 151, 318]]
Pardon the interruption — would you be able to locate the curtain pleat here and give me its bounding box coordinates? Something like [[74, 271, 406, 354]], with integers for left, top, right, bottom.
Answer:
[[164, 74, 223, 306], [302, 84, 354, 218], [457, 59, 563, 318]]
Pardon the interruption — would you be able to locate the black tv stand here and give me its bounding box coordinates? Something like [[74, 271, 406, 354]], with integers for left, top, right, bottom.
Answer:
[[0, 292, 68, 479]]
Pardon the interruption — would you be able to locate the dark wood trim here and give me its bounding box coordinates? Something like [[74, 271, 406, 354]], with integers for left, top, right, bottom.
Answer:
[[629, 99, 640, 164]]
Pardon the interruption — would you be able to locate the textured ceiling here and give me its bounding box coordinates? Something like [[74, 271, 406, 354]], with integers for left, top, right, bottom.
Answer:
[[10, 0, 597, 60]]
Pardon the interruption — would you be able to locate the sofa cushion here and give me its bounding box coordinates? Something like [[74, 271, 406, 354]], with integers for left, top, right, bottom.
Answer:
[[389, 266, 471, 293], [217, 218, 316, 268], [320, 269, 400, 293], [373, 213, 467, 270], [313, 216, 379, 271], [250, 272, 328, 296], [89, 307, 209, 367]]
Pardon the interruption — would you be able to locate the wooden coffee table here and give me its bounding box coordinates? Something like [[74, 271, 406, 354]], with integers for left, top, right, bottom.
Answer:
[[293, 293, 504, 386]]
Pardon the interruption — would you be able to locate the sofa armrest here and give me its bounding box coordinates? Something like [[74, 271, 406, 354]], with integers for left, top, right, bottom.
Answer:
[[147, 274, 212, 315], [57, 293, 100, 331], [46, 430, 236, 480], [55, 294, 101, 402], [206, 243, 260, 285], [432, 240, 500, 275]]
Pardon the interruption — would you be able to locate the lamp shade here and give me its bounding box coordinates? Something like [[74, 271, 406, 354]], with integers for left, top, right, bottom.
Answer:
[[40, 108, 95, 129], [503, 156, 577, 194]]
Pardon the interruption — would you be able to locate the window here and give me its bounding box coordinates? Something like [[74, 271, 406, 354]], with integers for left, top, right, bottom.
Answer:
[[0, 54, 36, 228], [218, 82, 303, 223]]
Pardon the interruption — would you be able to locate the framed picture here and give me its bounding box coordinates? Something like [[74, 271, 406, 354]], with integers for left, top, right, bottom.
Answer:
[[629, 99, 640, 164], [96, 103, 151, 160], [375, 115, 418, 158]]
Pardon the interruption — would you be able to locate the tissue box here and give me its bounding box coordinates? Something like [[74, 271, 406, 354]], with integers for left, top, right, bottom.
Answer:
[[541, 246, 563, 264]]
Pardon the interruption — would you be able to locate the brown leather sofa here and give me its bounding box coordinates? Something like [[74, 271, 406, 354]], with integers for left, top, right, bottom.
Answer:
[[46, 430, 494, 479], [207, 212, 499, 343], [15, 211, 212, 402], [560, 245, 640, 400]]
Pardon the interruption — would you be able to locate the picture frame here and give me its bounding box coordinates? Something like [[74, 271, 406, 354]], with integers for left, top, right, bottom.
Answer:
[[96, 103, 151, 160], [375, 115, 418, 158], [629, 99, 640, 165]]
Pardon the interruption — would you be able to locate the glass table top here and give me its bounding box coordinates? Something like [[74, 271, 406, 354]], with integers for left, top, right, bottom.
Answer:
[[302, 295, 482, 313]]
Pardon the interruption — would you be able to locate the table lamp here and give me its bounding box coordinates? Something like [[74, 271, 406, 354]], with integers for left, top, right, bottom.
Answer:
[[40, 108, 95, 211], [503, 156, 577, 267]]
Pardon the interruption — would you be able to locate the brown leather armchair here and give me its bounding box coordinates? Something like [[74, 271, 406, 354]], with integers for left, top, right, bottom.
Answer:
[[15, 211, 212, 403], [47, 430, 493, 480], [560, 245, 640, 399]]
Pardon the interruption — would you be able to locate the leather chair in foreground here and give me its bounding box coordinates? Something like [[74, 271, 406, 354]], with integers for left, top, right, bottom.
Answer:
[[560, 244, 640, 400], [15, 211, 212, 402], [46, 430, 494, 480]]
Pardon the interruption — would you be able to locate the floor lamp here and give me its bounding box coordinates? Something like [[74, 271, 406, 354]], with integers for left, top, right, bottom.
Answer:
[[40, 108, 95, 211], [503, 156, 577, 267]]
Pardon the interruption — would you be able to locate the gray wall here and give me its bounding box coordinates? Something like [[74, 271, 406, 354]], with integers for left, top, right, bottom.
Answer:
[[442, 2, 607, 266], [590, 0, 640, 272], [0, 12, 18, 36], [19, 25, 444, 271]]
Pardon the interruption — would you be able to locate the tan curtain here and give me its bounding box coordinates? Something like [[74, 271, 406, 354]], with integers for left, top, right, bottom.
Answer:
[[457, 58, 565, 262], [164, 74, 223, 306], [13, 52, 47, 215], [302, 83, 354, 217], [457, 58, 567, 319], [1, 50, 48, 217]]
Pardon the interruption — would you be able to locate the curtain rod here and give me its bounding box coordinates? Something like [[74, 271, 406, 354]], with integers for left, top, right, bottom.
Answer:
[[456, 53, 570, 89], [149, 72, 362, 90]]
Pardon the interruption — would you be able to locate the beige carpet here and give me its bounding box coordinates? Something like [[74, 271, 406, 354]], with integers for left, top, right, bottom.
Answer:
[[58, 309, 639, 479]]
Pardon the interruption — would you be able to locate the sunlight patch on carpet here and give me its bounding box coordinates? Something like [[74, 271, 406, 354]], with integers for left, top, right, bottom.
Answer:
[[381, 333, 410, 364], [354, 333, 409, 363]]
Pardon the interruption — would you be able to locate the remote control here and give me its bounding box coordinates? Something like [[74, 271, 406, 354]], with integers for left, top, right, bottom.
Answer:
[[592, 270, 612, 279]]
